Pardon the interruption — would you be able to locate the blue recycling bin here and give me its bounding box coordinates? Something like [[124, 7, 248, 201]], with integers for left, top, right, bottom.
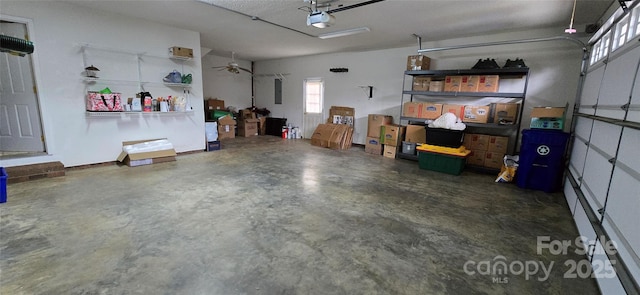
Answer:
[[517, 129, 570, 192]]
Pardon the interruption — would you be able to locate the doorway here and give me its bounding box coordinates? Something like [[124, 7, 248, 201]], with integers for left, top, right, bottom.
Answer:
[[302, 78, 324, 139], [0, 19, 45, 157]]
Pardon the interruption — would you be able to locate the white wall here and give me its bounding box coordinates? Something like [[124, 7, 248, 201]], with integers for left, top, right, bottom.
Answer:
[[1, 1, 205, 167], [202, 54, 253, 111], [254, 27, 587, 145]]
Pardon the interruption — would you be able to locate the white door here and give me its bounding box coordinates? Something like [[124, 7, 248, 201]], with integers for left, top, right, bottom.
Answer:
[[303, 78, 324, 139], [0, 21, 44, 152]]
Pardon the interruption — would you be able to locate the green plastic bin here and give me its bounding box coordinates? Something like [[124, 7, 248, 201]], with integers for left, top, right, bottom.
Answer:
[[418, 151, 467, 175], [209, 110, 232, 121]]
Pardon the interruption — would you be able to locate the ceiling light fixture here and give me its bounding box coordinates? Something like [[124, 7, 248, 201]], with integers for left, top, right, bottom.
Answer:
[[318, 27, 370, 39], [565, 0, 577, 34], [307, 11, 336, 28]]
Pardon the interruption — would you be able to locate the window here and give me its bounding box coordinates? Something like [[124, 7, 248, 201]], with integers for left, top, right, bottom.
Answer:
[[591, 39, 601, 65], [634, 5, 640, 38], [304, 79, 323, 114], [613, 15, 630, 51], [601, 31, 611, 59]]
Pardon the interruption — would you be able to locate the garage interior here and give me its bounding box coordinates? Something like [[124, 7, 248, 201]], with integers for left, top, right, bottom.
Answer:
[[1, 1, 639, 294]]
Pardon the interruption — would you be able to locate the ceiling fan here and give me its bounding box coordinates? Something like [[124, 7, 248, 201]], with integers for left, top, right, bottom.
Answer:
[[212, 51, 252, 74]]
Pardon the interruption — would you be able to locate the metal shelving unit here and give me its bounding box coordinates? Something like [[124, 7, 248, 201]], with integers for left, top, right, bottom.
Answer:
[[399, 67, 530, 161]]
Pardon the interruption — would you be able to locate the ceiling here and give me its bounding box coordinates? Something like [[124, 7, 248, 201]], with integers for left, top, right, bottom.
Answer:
[[65, 0, 614, 61]]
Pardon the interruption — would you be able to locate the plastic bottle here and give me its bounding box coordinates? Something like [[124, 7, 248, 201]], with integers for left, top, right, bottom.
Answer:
[[143, 96, 152, 112]]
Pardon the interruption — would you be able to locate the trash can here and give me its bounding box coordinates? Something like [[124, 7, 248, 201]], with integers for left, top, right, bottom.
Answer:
[[1, 167, 7, 203], [516, 129, 569, 192]]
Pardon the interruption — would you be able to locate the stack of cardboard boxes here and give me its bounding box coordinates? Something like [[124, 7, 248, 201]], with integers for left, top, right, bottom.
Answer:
[[443, 75, 500, 93], [381, 125, 406, 158], [237, 109, 260, 137], [310, 124, 353, 150], [364, 114, 393, 156], [464, 134, 509, 169], [402, 101, 519, 125]]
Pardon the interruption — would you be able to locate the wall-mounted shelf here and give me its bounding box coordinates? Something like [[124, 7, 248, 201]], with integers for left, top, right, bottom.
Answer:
[[80, 43, 195, 112], [82, 78, 192, 89], [85, 110, 194, 117]]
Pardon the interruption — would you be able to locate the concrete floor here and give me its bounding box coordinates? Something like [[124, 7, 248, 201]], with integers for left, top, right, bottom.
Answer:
[[1, 136, 599, 295]]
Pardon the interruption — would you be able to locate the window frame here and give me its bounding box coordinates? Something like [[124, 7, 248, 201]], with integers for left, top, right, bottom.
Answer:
[[303, 78, 324, 114]]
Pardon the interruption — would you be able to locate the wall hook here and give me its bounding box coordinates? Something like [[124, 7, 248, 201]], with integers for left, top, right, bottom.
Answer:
[[359, 85, 373, 99]]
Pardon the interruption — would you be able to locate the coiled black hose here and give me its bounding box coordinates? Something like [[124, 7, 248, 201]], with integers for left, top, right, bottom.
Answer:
[[0, 34, 34, 54]]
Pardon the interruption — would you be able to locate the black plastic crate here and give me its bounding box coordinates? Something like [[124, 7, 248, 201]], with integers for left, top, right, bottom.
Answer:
[[425, 127, 464, 148]]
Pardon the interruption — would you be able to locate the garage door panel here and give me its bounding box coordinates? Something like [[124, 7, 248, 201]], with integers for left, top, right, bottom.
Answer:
[[581, 150, 613, 220], [563, 177, 578, 215], [591, 239, 628, 295], [605, 167, 640, 262], [573, 198, 598, 248], [598, 45, 640, 106], [574, 117, 593, 140], [589, 121, 622, 157], [616, 128, 640, 169], [581, 66, 606, 108], [569, 139, 588, 180]]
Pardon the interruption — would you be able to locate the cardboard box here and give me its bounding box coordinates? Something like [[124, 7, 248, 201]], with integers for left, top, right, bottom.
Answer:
[[484, 152, 505, 169], [429, 80, 444, 92], [383, 144, 399, 159], [463, 105, 491, 123], [419, 103, 443, 119], [530, 106, 566, 118], [469, 134, 490, 151], [169, 46, 194, 58], [218, 125, 235, 139], [239, 109, 257, 120], [488, 136, 509, 154], [381, 125, 406, 147], [405, 124, 426, 143], [238, 118, 260, 137], [492, 103, 519, 124], [460, 75, 480, 92], [365, 136, 383, 155], [442, 104, 465, 120], [217, 115, 236, 139], [407, 55, 431, 71], [328, 106, 355, 127], [477, 75, 500, 92], [367, 114, 393, 138], [206, 141, 221, 152], [530, 117, 565, 130], [403, 102, 422, 118], [117, 139, 177, 167], [462, 133, 473, 149], [412, 76, 432, 91], [258, 117, 267, 135], [206, 99, 225, 111], [444, 76, 463, 92], [328, 124, 353, 150], [530, 106, 566, 130], [467, 150, 486, 166], [311, 124, 336, 148]]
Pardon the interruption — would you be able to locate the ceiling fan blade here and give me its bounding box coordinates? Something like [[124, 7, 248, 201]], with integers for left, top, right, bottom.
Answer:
[[238, 67, 253, 74], [212, 66, 227, 69]]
